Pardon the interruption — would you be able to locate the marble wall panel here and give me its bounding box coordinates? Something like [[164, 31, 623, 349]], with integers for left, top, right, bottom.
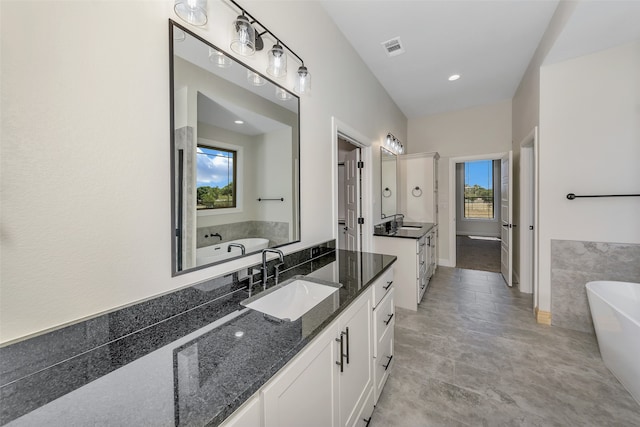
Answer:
[[551, 239, 640, 333]]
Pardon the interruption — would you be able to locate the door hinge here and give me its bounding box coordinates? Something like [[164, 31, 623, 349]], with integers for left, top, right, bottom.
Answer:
[[357, 217, 364, 225], [357, 161, 364, 169]]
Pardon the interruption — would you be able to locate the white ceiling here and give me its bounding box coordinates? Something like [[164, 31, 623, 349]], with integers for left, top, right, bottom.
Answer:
[[321, 0, 640, 119]]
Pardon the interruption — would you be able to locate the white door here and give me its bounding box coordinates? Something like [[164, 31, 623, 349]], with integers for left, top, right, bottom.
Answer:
[[500, 151, 513, 287], [344, 148, 360, 252]]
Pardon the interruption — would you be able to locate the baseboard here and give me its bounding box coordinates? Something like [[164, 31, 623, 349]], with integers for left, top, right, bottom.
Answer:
[[535, 307, 551, 325], [439, 258, 454, 267], [456, 231, 500, 238]]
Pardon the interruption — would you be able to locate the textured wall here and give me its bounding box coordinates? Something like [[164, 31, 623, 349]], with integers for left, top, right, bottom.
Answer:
[[550, 239, 640, 333]]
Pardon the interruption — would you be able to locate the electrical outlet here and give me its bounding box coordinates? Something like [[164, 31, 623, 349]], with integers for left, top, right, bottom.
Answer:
[[311, 247, 321, 257]]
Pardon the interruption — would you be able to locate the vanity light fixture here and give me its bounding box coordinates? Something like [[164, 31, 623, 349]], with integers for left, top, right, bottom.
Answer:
[[386, 132, 404, 154], [174, 0, 208, 26], [230, 14, 257, 56], [294, 65, 311, 95], [275, 86, 293, 101], [227, 0, 310, 96], [247, 70, 266, 86], [209, 48, 231, 68], [266, 43, 287, 78]]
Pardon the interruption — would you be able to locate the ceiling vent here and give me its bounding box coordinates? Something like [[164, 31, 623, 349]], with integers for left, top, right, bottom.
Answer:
[[381, 37, 405, 57]]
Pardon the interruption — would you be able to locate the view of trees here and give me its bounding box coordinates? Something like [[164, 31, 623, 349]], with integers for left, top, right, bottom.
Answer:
[[464, 184, 494, 219], [197, 183, 234, 209]]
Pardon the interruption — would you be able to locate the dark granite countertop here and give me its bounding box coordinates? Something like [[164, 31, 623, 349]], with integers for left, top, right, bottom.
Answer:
[[373, 221, 436, 239], [1, 249, 395, 427]]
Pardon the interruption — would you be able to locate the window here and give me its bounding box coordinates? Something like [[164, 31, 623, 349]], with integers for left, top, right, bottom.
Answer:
[[464, 160, 494, 219], [196, 145, 236, 210]]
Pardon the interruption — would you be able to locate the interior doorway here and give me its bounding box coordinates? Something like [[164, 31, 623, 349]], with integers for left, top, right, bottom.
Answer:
[[519, 127, 538, 302], [337, 136, 362, 251], [449, 152, 511, 279]]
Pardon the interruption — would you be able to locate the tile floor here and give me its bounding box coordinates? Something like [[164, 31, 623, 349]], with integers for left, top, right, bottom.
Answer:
[[371, 267, 640, 426]]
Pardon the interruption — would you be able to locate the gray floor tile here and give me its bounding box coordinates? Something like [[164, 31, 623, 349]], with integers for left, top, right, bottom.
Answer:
[[372, 267, 640, 426]]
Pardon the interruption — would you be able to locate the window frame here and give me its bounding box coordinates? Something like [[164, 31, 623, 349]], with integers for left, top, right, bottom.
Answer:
[[462, 160, 496, 221], [196, 138, 243, 216]]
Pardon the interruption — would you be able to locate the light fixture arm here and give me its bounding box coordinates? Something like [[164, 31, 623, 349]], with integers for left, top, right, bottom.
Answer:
[[227, 0, 305, 65]]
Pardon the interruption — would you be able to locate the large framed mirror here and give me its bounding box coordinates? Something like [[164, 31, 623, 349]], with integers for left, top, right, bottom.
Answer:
[[380, 147, 397, 218], [170, 21, 300, 275]]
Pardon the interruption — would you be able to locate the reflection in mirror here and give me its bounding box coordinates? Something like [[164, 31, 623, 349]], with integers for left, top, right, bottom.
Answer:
[[380, 147, 397, 218], [170, 21, 300, 275]]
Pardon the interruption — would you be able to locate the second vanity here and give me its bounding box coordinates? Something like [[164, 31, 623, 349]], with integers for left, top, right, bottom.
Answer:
[[373, 221, 437, 311]]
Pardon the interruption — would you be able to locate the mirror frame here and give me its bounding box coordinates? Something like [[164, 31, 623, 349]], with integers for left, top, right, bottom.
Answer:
[[169, 20, 301, 276]]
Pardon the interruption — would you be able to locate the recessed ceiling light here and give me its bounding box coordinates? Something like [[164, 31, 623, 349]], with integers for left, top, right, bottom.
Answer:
[[448, 74, 461, 81], [234, 120, 244, 124]]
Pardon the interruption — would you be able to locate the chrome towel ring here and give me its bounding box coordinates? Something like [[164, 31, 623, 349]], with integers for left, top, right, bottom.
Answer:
[[383, 188, 392, 198], [412, 186, 422, 197]]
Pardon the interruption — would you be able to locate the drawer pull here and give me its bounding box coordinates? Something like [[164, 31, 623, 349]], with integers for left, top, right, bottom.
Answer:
[[383, 280, 393, 290], [383, 313, 394, 325], [383, 355, 394, 370], [363, 416, 372, 426]]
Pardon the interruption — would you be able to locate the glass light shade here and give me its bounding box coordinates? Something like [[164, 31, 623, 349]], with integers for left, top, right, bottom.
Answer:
[[294, 66, 311, 95], [209, 48, 231, 68], [275, 87, 293, 101], [230, 15, 255, 56], [247, 70, 266, 86], [266, 44, 287, 78], [386, 134, 392, 147], [174, 0, 207, 26]]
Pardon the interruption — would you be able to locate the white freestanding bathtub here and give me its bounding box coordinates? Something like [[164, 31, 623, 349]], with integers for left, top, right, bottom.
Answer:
[[586, 280, 640, 404], [196, 238, 270, 266]]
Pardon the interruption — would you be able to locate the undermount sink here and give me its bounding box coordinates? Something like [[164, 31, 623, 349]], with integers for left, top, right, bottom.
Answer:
[[241, 278, 341, 321]]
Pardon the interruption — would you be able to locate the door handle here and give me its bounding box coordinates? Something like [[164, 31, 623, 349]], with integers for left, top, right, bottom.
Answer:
[[344, 327, 350, 364], [335, 333, 344, 372]]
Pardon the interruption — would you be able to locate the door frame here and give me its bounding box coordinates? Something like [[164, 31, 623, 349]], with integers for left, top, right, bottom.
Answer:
[[519, 127, 539, 301], [448, 152, 508, 268], [331, 117, 374, 252]]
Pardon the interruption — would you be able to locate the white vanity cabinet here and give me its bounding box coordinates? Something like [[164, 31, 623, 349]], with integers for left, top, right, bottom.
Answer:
[[374, 228, 437, 311], [372, 267, 394, 404], [261, 286, 374, 427], [218, 393, 261, 427]]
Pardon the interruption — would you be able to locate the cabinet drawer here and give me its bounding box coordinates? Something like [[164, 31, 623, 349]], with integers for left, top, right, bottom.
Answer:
[[372, 267, 394, 308], [374, 323, 394, 403], [373, 288, 394, 351]]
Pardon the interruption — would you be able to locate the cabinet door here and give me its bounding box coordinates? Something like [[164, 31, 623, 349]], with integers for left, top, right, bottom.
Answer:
[[262, 326, 338, 427], [219, 394, 261, 427], [338, 292, 373, 427]]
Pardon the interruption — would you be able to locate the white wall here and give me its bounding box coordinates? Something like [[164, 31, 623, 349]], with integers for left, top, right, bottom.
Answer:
[[537, 41, 640, 312], [0, 1, 406, 343], [408, 99, 512, 266], [511, 0, 577, 287]]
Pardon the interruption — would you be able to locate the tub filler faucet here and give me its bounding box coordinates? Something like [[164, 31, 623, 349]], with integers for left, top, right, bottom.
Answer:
[[261, 249, 284, 291], [227, 243, 245, 255]]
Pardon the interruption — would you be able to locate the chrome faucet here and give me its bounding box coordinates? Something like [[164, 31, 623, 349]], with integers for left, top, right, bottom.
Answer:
[[227, 243, 245, 254], [261, 248, 284, 290], [211, 232, 223, 241]]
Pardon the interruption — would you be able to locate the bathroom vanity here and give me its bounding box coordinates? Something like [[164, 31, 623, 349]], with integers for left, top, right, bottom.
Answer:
[[373, 222, 437, 311], [0, 246, 395, 427]]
